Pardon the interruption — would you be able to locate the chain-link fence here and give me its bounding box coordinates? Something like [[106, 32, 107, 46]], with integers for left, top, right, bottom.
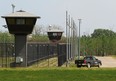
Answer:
[[66, 11, 78, 66], [27, 42, 58, 66], [0, 43, 15, 67], [0, 42, 67, 68]]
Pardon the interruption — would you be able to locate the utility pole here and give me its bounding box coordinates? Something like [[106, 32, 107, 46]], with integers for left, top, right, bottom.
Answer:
[[78, 19, 82, 60]]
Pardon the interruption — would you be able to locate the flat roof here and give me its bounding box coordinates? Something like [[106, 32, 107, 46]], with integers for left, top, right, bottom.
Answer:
[[47, 29, 64, 32], [1, 10, 40, 18]]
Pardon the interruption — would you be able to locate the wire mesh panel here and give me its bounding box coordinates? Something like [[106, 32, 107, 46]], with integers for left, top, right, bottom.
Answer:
[[27, 43, 57, 66], [57, 43, 66, 66], [0, 43, 15, 68], [0, 42, 66, 67], [27, 43, 48, 66]]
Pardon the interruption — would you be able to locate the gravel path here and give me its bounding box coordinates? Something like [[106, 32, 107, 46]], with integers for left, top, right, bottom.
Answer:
[[96, 56, 116, 67]]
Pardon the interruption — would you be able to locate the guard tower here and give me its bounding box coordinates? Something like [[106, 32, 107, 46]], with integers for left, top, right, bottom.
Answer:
[[47, 29, 63, 42], [2, 10, 40, 67]]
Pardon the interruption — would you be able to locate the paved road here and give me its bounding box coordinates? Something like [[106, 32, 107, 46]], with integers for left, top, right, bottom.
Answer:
[[96, 56, 116, 67]]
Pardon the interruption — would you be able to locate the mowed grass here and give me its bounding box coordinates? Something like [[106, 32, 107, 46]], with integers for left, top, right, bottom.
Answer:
[[0, 68, 116, 81]]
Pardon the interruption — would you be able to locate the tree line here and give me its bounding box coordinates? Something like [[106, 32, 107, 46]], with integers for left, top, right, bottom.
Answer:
[[0, 28, 116, 56], [80, 29, 116, 56]]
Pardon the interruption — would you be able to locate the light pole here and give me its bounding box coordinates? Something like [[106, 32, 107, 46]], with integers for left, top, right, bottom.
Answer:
[[78, 19, 81, 60]]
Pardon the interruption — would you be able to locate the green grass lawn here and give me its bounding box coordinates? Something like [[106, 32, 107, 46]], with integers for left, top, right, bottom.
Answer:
[[0, 68, 116, 81]]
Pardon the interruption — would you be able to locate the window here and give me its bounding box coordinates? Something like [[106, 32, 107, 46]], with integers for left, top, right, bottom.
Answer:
[[26, 19, 35, 25], [57, 32, 62, 36], [93, 57, 96, 61], [16, 19, 25, 25], [53, 33, 57, 36], [7, 19, 15, 25]]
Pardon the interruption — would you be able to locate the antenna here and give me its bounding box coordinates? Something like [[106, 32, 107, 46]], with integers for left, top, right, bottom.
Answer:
[[11, 4, 15, 13]]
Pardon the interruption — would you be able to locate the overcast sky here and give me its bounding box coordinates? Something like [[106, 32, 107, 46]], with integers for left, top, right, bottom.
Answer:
[[0, 0, 116, 35]]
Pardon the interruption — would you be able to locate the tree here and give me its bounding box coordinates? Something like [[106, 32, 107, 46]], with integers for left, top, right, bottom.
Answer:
[[33, 25, 46, 35], [81, 29, 116, 56], [0, 32, 14, 43], [91, 29, 116, 38]]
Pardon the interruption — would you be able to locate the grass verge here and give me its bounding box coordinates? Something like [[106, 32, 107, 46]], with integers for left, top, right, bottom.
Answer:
[[0, 68, 116, 81]]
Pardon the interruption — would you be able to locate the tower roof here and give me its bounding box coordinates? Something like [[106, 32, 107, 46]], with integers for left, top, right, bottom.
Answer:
[[47, 29, 64, 32], [2, 10, 40, 18]]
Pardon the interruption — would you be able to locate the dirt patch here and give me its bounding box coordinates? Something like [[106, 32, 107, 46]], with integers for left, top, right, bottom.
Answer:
[[96, 56, 116, 67]]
